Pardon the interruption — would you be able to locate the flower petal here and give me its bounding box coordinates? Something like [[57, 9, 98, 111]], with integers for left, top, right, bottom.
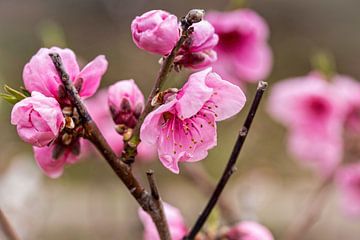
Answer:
[[78, 55, 108, 98]]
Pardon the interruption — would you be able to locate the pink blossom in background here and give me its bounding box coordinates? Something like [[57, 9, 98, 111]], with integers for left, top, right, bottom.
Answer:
[[138, 202, 187, 240], [332, 76, 360, 134], [84, 90, 156, 162], [225, 221, 274, 240], [335, 163, 360, 216], [23, 47, 108, 100], [11, 91, 64, 147], [175, 20, 219, 69], [33, 145, 79, 178], [131, 10, 180, 55], [141, 68, 246, 173], [108, 79, 144, 128], [267, 72, 345, 174], [207, 9, 272, 85]]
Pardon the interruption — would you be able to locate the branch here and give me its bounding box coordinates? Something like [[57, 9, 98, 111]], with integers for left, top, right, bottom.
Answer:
[[123, 11, 200, 164], [0, 208, 20, 240], [49, 53, 171, 240], [184, 81, 268, 239], [183, 164, 239, 223], [283, 174, 333, 240], [147, 170, 171, 239]]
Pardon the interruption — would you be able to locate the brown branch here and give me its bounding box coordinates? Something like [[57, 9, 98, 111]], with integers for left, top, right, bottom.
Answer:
[[0, 208, 20, 240], [183, 164, 239, 223], [147, 170, 171, 239], [184, 81, 268, 239], [49, 53, 170, 240], [283, 174, 334, 240]]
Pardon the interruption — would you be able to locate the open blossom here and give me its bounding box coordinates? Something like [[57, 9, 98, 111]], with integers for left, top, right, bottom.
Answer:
[[84, 89, 156, 161], [141, 68, 246, 173], [11, 91, 64, 147], [131, 10, 180, 55], [207, 9, 272, 84], [175, 20, 219, 69], [108, 80, 144, 128], [267, 72, 344, 175], [33, 145, 79, 178], [23, 47, 108, 100], [335, 163, 360, 216], [138, 202, 187, 240], [225, 221, 274, 240]]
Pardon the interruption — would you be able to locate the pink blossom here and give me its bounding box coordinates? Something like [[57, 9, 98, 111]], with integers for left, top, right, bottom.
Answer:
[[33, 145, 79, 178], [23, 47, 108, 100], [108, 79, 144, 128], [84, 90, 156, 161], [225, 221, 274, 240], [175, 20, 219, 69], [141, 68, 246, 173], [335, 163, 360, 216], [138, 202, 187, 240], [131, 10, 180, 55], [267, 73, 344, 174], [206, 9, 272, 84], [11, 91, 64, 147]]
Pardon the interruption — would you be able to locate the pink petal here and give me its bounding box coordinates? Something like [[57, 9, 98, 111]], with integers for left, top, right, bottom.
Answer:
[[140, 99, 177, 145], [33, 146, 66, 178], [78, 55, 108, 98], [205, 72, 246, 121], [175, 68, 213, 119]]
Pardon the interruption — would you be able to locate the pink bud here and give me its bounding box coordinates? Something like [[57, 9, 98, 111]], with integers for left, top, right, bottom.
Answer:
[[131, 10, 180, 55], [11, 91, 64, 147], [33, 144, 79, 178], [23, 47, 108, 100], [138, 202, 187, 240], [226, 221, 274, 240], [175, 20, 218, 69], [108, 80, 144, 128]]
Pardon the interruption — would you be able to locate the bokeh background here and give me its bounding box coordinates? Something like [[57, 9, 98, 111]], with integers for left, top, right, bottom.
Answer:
[[1, 0, 360, 239]]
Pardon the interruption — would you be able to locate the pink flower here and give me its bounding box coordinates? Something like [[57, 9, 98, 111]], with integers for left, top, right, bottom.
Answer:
[[141, 68, 246, 173], [175, 20, 219, 69], [84, 90, 156, 161], [335, 163, 360, 216], [23, 47, 108, 100], [108, 79, 144, 128], [11, 91, 64, 147], [267, 73, 344, 174], [206, 9, 272, 84], [225, 221, 274, 240], [138, 202, 187, 240], [131, 10, 180, 55], [33, 145, 79, 178]]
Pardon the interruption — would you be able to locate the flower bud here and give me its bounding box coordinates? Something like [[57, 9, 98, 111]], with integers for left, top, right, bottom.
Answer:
[[185, 9, 205, 24], [11, 91, 65, 147], [108, 80, 144, 129], [131, 10, 180, 55]]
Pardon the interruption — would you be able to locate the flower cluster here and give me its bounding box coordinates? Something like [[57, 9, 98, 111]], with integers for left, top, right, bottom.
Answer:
[[268, 71, 360, 216], [11, 47, 108, 178]]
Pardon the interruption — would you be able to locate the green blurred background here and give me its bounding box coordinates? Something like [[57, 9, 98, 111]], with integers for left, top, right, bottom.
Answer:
[[1, 0, 360, 239]]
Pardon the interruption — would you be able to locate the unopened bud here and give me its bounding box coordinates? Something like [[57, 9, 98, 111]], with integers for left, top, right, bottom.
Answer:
[[186, 9, 205, 24], [123, 128, 133, 141], [115, 124, 127, 135]]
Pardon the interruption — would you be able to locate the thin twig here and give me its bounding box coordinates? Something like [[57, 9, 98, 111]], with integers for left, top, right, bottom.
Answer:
[[184, 164, 239, 223], [184, 81, 268, 240], [283, 174, 333, 240], [0, 208, 20, 240], [146, 170, 171, 239], [49, 53, 171, 240]]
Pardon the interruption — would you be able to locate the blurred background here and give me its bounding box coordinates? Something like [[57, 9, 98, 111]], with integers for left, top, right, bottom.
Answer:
[[1, 0, 360, 239]]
